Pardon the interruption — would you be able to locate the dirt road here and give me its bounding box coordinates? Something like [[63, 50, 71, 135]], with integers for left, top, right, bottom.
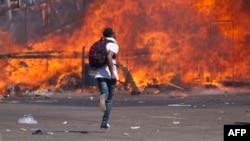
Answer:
[[0, 90, 250, 141]]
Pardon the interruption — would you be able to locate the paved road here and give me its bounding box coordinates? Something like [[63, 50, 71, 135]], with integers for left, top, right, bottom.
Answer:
[[0, 90, 250, 141]]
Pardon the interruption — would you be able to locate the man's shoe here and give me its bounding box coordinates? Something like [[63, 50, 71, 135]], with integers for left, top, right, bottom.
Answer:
[[99, 95, 106, 112], [100, 123, 110, 130]]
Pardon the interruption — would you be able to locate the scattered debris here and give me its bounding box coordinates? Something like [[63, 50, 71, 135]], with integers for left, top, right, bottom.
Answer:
[[6, 84, 20, 98], [20, 128, 27, 131], [169, 92, 188, 99], [168, 103, 191, 107], [123, 132, 130, 136], [89, 96, 94, 101], [172, 121, 180, 124], [130, 126, 140, 130], [30, 89, 54, 98], [149, 115, 185, 120], [118, 65, 140, 95], [32, 130, 53, 135], [18, 114, 37, 124], [58, 73, 82, 90], [63, 121, 68, 124], [166, 82, 185, 91], [28, 99, 58, 103]]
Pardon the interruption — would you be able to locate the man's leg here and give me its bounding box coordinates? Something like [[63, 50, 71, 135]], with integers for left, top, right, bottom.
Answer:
[[96, 78, 108, 112], [102, 79, 116, 126], [96, 78, 110, 129], [97, 79, 116, 129]]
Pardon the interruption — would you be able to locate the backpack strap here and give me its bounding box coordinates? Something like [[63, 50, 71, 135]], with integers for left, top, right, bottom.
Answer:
[[103, 38, 116, 59]]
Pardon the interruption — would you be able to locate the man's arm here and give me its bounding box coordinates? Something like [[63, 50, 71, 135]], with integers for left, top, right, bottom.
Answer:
[[107, 50, 116, 80]]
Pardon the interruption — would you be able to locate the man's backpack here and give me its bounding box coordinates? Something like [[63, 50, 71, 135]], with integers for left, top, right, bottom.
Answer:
[[88, 38, 114, 68]]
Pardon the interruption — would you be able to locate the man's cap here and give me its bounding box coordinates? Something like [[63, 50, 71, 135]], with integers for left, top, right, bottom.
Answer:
[[103, 27, 115, 37]]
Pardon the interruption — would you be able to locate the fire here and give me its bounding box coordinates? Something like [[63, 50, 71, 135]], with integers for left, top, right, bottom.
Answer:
[[1, 0, 250, 95], [81, 0, 250, 88]]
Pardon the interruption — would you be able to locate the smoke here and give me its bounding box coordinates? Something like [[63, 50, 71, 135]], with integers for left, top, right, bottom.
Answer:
[[0, 0, 90, 43], [241, 0, 250, 13]]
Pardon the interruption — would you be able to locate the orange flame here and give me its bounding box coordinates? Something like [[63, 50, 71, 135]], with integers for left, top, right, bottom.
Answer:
[[1, 0, 250, 94]]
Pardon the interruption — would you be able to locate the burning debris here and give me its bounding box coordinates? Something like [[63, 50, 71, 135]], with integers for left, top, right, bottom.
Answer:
[[6, 84, 20, 97], [1, 0, 250, 96], [118, 64, 140, 95], [58, 73, 82, 90], [0, 50, 81, 98], [5, 83, 51, 98]]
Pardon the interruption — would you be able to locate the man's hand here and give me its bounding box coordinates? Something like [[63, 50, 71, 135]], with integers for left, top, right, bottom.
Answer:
[[110, 73, 116, 80]]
